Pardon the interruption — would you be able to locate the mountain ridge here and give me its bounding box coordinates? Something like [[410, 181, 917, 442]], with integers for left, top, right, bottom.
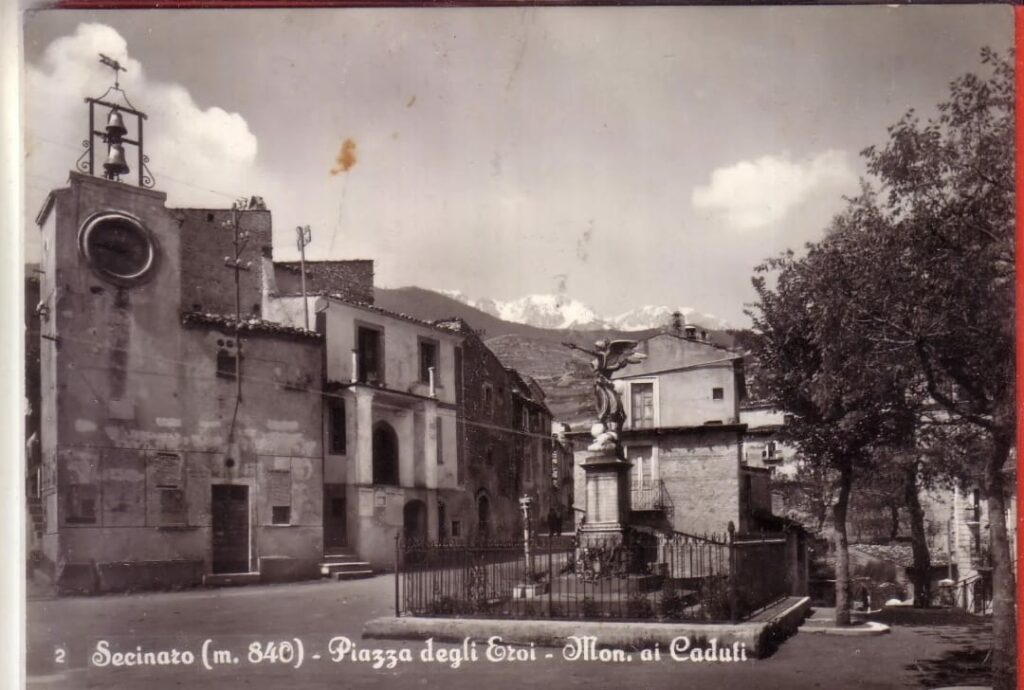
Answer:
[[435, 289, 728, 332], [373, 285, 741, 426]]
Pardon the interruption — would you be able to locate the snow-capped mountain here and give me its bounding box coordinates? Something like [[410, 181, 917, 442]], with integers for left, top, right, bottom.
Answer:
[[611, 305, 728, 331], [438, 291, 610, 329], [437, 290, 727, 332]]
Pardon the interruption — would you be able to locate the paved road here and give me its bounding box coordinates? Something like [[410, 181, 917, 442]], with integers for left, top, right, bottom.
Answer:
[[25, 576, 992, 689]]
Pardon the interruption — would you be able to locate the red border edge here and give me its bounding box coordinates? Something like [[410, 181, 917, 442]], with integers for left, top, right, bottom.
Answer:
[[1016, 8, 1023, 690]]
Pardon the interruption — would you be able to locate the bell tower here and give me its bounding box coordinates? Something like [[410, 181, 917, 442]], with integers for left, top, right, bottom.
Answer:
[[35, 55, 185, 592]]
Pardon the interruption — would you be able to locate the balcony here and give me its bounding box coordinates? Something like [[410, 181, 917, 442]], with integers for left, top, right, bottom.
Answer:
[[630, 479, 667, 512]]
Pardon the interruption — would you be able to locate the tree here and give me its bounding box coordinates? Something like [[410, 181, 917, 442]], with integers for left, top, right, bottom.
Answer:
[[755, 49, 1014, 687], [850, 49, 1016, 690], [750, 231, 916, 626]]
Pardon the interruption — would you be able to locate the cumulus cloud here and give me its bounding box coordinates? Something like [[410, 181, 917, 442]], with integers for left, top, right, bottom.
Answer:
[[691, 150, 856, 231], [25, 23, 267, 212]]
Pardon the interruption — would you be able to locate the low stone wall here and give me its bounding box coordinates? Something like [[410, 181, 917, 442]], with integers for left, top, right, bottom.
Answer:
[[364, 596, 810, 659], [58, 560, 205, 595], [260, 556, 321, 583]]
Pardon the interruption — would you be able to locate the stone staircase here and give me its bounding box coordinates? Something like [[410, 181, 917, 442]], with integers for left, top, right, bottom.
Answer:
[[27, 494, 44, 541], [320, 549, 374, 581]]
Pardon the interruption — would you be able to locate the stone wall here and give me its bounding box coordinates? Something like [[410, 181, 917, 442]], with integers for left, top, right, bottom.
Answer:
[[274, 260, 374, 304], [657, 428, 742, 537], [178, 208, 272, 318], [458, 330, 522, 541]]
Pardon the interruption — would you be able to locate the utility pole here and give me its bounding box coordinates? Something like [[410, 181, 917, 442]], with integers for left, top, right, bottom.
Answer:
[[224, 199, 253, 404], [296, 225, 312, 330]]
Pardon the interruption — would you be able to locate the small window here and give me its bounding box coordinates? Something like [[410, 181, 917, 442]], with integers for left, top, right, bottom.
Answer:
[[451, 520, 461, 538], [712, 387, 725, 401], [328, 398, 346, 455], [217, 349, 237, 379], [419, 339, 438, 384], [482, 383, 494, 416], [272, 506, 291, 525], [66, 484, 97, 524], [158, 488, 187, 526]]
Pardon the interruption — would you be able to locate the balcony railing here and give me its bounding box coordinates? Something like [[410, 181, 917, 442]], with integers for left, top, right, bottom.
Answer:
[[630, 480, 667, 511]]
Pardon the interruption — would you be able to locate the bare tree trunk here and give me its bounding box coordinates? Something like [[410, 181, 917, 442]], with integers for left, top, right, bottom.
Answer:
[[833, 465, 853, 626], [902, 461, 931, 607], [986, 429, 1015, 690]]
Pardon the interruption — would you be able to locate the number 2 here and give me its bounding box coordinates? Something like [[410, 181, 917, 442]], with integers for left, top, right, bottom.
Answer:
[[54, 647, 66, 664]]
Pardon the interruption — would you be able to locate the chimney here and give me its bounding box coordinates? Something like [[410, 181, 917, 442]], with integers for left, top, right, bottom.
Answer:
[[670, 310, 685, 335]]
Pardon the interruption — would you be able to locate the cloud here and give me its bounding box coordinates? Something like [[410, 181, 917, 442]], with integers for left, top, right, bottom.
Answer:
[[25, 23, 268, 214], [691, 150, 856, 231]]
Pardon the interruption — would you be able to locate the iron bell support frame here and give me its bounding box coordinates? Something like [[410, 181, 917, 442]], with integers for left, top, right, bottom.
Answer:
[[76, 96, 155, 189]]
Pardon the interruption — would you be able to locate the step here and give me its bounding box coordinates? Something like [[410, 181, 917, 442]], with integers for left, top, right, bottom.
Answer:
[[332, 569, 374, 581], [322, 555, 363, 565], [324, 549, 358, 558], [321, 561, 372, 576], [203, 572, 261, 587]]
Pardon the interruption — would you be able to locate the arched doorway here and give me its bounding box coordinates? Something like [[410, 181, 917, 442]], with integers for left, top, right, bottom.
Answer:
[[403, 500, 427, 544], [476, 493, 491, 539], [373, 422, 399, 486]]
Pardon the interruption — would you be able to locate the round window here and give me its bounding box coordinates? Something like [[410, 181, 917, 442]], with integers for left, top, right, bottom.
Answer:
[[79, 212, 157, 284]]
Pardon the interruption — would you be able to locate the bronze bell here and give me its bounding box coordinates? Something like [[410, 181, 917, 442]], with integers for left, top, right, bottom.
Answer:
[[105, 109, 128, 140], [103, 143, 130, 179]]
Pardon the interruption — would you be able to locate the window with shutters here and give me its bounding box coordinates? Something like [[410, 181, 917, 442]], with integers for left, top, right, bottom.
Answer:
[[152, 453, 186, 526], [66, 483, 98, 524], [328, 398, 346, 455], [268, 470, 292, 525], [356, 325, 384, 385], [630, 382, 655, 429], [435, 417, 443, 464], [216, 338, 238, 380], [419, 338, 439, 384]]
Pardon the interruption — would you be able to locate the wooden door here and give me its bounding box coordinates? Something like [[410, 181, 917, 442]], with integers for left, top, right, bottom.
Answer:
[[324, 484, 347, 548], [212, 484, 250, 573]]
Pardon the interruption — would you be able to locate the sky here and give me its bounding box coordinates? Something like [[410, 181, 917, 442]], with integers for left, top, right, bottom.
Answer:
[[21, 6, 1013, 326]]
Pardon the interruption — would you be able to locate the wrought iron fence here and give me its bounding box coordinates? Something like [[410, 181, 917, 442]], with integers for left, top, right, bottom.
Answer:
[[396, 526, 791, 623], [732, 533, 790, 618], [949, 573, 992, 615]]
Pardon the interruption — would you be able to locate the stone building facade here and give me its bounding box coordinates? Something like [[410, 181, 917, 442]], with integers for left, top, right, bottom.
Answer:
[[265, 291, 462, 569], [571, 329, 777, 537], [35, 172, 325, 593]]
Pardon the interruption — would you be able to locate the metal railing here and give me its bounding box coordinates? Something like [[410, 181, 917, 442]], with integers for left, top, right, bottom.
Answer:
[[949, 573, 993, 615], [395, 526, 791, 623], [630, 480, 667, 511]]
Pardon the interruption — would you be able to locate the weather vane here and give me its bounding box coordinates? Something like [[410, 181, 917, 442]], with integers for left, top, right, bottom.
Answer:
[[99, 53, 126, 89], [75, 52, 154, 188]]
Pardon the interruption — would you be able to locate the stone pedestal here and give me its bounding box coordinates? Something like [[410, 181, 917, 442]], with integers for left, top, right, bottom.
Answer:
[[578, 448, 632, 549]]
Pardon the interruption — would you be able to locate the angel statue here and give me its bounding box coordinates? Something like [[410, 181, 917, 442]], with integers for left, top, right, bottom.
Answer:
[[563, 340, 646, 451]]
